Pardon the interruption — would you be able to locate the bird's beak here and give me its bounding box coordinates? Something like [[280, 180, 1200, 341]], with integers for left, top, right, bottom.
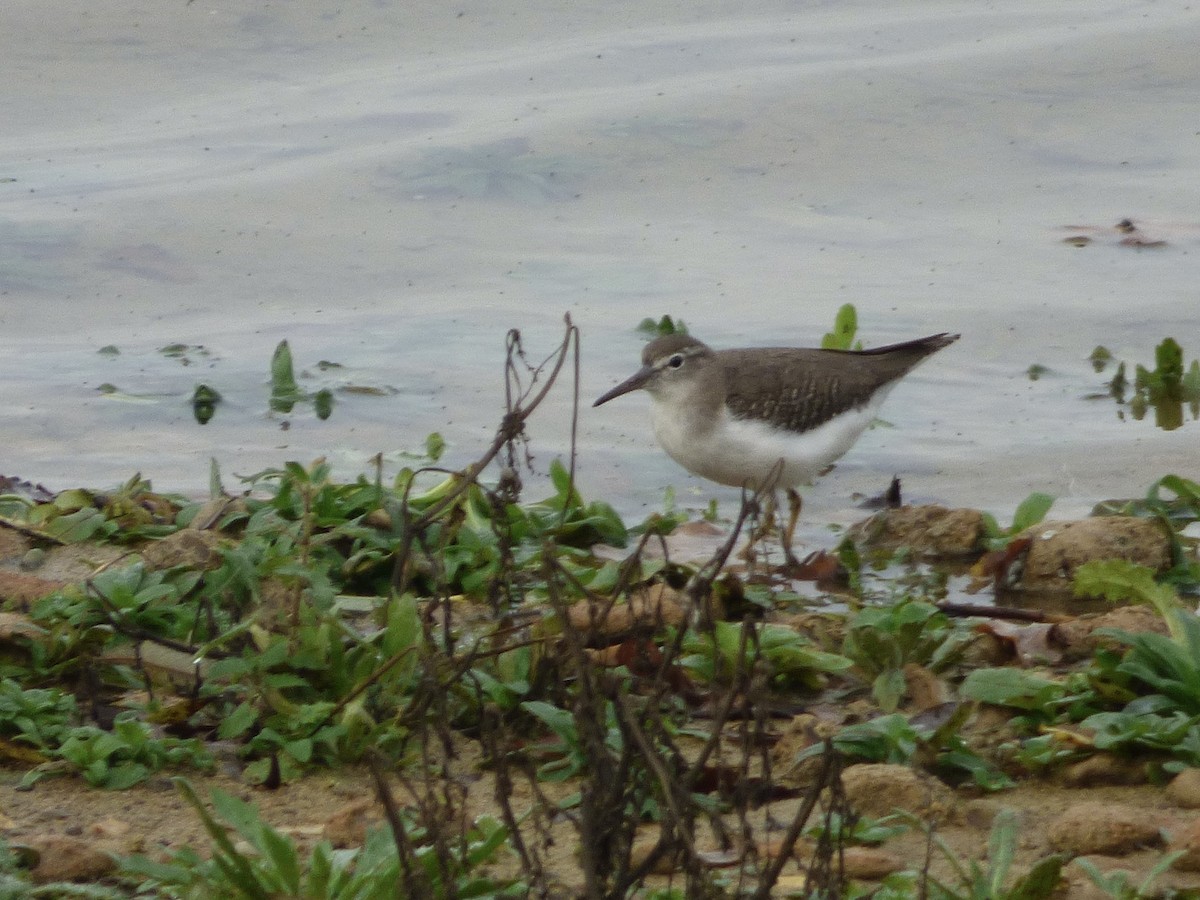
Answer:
[[593, 365, 653, 407]]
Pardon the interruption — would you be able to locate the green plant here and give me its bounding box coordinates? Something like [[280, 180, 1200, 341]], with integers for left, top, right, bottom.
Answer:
[[520, 698, 624, 783], [0, 681, 211, 789], [884, 808, 1066, 899], [959, 667, 1100, 728], [1082, 561, 1200, 715], [981, 492, 1055, 550], [1073, 851, 1184, 899], [268, 339, 334, 418], [821, 303, 861, 350], [205, 593, 423, 784], [0, 679, 76, 753], [679, 620, 851, 690], [804, 812, 906, 846], [50, 716, 212, 789], [1104, 337, 1200, 430], [793, 710, 1012, 790], [842, 599, 972, 711], [636, 315, 687, 338], [121, 780, 521, 898]]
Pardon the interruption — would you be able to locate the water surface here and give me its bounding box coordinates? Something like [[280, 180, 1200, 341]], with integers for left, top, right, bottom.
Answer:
[[3, 0, 1199, 541]]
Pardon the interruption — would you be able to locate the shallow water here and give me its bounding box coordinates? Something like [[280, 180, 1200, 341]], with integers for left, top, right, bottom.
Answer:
[[3, 0, 1199, 541]]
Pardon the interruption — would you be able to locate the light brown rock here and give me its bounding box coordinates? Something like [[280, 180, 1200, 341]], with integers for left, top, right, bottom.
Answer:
[[841, 846, 905, 879], [0, 570, 68, 605], [1047, 802, 1162, 855], [1060, 754, 1151, 788], [1168, 818, 1200, 871], [26, 834, 117, 884], [1052, 605, 1170, 661], [1017, 518, 1170, 591], [1167, 769, 1200, 809], [902, 663, 948, 712], [323, 798, 384, 848], [140, 528, 223, 571], [840, 763, 957, 820], [770, 714, 832, 789], [566, 583, 686, 637], [851, 505, 985, 557], [628, 825, 684, 874]]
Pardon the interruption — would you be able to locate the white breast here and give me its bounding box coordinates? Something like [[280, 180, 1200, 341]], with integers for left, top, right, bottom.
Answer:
[[649, 389, 892, 490]]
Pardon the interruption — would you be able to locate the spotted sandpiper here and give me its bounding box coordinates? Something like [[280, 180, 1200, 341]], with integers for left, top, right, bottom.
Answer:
[[593, 330, 958, 563]]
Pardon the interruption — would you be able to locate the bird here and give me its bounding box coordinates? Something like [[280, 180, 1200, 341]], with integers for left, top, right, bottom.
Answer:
[[593, 330, 958, 564]]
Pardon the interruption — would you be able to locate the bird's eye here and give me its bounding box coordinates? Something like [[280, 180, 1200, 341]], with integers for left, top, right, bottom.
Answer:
[[667, 354, 684, 369]]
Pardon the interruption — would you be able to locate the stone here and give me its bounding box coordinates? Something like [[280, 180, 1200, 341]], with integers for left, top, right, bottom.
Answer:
[[566, 583, 687, 637], [1047, 802, 1162, 855], [26, 834, 117, 884], [140, 528, 223, 571], [1168, 818, 1200, 871], [850, 505, 985, 557], [1051, 606, 1169, 662], [1016, 518, 1171, 592], [840, 763, 957, 821], [1167, 769, 1200, 809], [323, 798, 383, 848], [1060, 754, 1151, 788], [841, 846, 905, 879]]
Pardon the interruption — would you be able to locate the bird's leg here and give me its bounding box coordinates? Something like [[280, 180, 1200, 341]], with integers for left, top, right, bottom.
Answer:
[[782, 488, 803, 568], [739, 491, 775, 567], [754, 491, 777, 543]]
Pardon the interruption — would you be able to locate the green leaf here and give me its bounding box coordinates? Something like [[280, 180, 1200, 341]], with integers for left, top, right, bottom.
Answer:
[[960, 668, 1064, 710], [636, 315, 686, 337], [284, 738, 313, 763], [424, 431, 446, 462], [43, 507, 109, 543], [1008, 853, 1068, 899], [872, 669, 907, 714], [185, 783, 272, 899], [521, 700, 577, 743], [1075, 559, 1185, 643], [1010, 492, 1054, 532], [313, 388, 334, 420], [219, 702, 258, 740], [985, 808, 1018, 894], [270, 340, 299, 395], [258, 822, 302, 893], [821, 303, 859, 350]]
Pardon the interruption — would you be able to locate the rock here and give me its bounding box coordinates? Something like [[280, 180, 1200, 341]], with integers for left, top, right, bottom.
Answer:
[[902, 663, 948, 712], [1168, 818, 1200, 871], [1047, 802, 1162, 855], [840, 763, 957, 820], [0, 610, 46, 640], [841, 846, 905, 879], [961, 798, 1008, 831], [1060, 754, 1152, 788], [850, 505, 985, 557], [770, 715, 832, 789], [324, 799, 384, 848], [566, 583, 687, 638], [0, 570, 69, 606], [628, 825, 683, 874], [25, 834, 117, 884], [1014, 518, 1171, 592], [1167, 769, 1200, 809], [140, 528, 223, 571], [1051, 606, 1169, 662]]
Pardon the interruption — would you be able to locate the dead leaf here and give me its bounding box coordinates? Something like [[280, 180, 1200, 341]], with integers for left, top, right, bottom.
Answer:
[[974, 620, 1061, 665]]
